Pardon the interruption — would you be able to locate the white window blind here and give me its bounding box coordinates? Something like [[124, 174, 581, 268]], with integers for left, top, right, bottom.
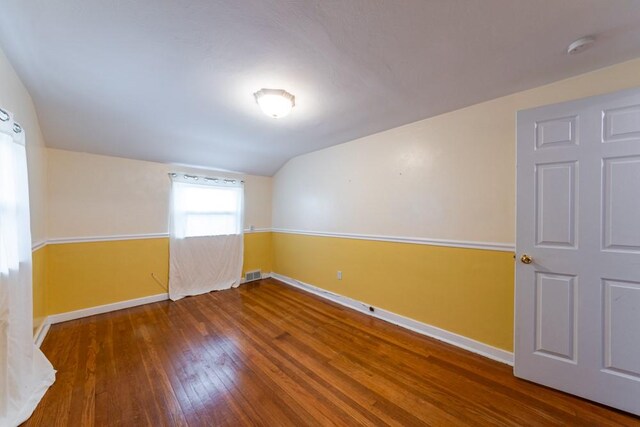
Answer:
[[171, 181, 244, 238]]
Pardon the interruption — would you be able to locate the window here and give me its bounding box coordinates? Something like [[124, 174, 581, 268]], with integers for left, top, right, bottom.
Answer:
[[0, 135, 20, 274], [171, 181, 244, 238]]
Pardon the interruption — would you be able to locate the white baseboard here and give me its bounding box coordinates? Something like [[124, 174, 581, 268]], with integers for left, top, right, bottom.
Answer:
[[32, 274, 513, 367], [32, 274, 277, 347], [34, 293, 169, 347], [32, 274, 276, 346], [34, 319, 51, 348], [48, 293, 169, 325], [271, 273, 514, 366]]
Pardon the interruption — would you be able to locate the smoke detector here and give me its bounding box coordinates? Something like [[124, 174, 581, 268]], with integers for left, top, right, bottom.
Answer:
[[567, 36, 595, 55]]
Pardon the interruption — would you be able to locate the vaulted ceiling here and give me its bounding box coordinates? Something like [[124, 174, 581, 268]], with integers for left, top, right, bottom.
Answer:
[[1, 1, 640, 175]]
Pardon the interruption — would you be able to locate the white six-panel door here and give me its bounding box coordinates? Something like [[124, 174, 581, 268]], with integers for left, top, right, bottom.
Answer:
[[515, 87, 640, 416]]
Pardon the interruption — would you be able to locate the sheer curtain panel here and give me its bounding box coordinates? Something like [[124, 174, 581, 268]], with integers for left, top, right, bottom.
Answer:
[[169, 175, 244, 300], [0, 109, 55, 426]]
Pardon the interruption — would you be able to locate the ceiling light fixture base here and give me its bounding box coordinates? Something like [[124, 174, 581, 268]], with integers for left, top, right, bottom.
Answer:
[[254, 88, 296, 118]]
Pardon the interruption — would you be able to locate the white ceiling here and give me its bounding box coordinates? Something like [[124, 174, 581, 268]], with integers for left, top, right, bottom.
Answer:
[[1, 1, 640, 176]]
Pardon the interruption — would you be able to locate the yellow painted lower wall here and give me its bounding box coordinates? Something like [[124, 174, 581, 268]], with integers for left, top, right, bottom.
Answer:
[[46, 238, 170, 314], [32, 246, 47, 333], [272, 232, 515, 351], [38, 232, 273, 316], [243, 232, 273, 275], [35, 230, 513, 353]]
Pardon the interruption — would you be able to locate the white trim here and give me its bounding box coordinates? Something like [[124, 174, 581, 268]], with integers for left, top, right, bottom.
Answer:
[[244, 228, 271, 234], [31, 228, 513, 252], [47, 293, 169, 324], [32, 293, 169, 347], [47, 233, 170, 245], [33, 319, 51, 348], [31, 228, 272, 249], [32, 273, 275, 345], [31, 240, 47, 251], [30, 273, 513, 366], [271, 273, 514, 365], [271, 228, 515, 252]]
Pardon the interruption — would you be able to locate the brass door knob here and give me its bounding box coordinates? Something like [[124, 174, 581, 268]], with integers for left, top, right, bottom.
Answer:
[[520, 254, 533, 264]]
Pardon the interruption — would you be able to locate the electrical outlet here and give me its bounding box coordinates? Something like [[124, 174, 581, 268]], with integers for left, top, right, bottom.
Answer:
[[337, 271, 342, 280]]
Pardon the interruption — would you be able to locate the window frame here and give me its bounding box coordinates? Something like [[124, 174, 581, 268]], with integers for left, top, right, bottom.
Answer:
[[170, 177, 244, 239]]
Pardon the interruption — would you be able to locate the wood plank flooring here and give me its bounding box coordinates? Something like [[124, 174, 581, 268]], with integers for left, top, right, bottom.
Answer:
[[24, 278, 640, 426]]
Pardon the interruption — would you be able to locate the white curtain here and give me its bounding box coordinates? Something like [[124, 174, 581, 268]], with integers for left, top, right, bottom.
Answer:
[[169, 176, 244, 301], [0, 110, 55, 427]]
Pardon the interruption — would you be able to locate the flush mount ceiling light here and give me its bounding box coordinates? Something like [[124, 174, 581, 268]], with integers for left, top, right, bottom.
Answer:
[[254, 88, 295, 118], [567, 36, 595, 55]]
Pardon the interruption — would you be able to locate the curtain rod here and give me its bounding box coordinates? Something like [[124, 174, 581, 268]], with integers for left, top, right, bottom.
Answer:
[[0, 107, 23, 133], [168, 172, 244, 184]]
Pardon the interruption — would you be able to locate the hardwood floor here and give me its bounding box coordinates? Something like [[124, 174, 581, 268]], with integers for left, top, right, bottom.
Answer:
[[24, 278, 639, 426]]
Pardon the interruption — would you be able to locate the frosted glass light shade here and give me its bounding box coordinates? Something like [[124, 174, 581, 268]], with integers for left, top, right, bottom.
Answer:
[[254, 89, 295, 118]]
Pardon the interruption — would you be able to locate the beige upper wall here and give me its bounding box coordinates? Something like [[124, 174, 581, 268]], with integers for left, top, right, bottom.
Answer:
[[47, 148, 272, 239], [0, 47, 47, 244], [273, 58, 640, 244]]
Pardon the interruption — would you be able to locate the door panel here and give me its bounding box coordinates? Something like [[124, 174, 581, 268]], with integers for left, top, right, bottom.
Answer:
[[535, 116, 578, 149], [534, 272, 576, 362], [602, 156, 640, 252], [516, 87, 640, 416], [603, 279, 640, 380], [603, 105, 640, 143], [535, 162, 577, 248]]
